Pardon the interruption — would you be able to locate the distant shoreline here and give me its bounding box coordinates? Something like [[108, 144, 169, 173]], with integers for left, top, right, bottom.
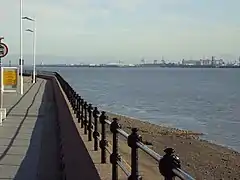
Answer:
[[36, 64, 240, 68]]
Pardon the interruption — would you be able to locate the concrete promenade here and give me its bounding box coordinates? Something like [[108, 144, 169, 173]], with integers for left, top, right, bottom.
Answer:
[[0, 76, 102, 180], [0, 77, 60, 179]]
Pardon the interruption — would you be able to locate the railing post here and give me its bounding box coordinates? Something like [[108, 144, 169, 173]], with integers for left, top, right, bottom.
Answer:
[[63, 83, 66, 94], [68, 85, 72, 100], [73, 92, 75, 112], [67, 87, 70, 100], [70, 90, 73, 106], [72, 90, 75, 107], [128, 128, 142, 180], [88, 104, 93, 141], [73, 92, 77, 111], [64, 83, 68, 96], [159, 148, 181, 180], [65, 82, 68, 93], [80, 99, 84, 128], [99, 111, 107, 163], [70, 90, 74, 107], [93, 107, 100, 151], [74, 93, 78, 114], [77, 96, 81, 122], [67, 87, 70, 101], [84, 101, 88, 134], [110, 118, 121, 180]]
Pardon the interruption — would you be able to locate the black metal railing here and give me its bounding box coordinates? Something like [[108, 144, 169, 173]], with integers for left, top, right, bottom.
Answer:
[[51, 72, 196, 180]]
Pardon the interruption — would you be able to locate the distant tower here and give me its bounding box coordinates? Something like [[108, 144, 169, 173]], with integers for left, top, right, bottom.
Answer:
[[219, 59, 224, 65], [153, 60, 157, 64], [211, 56, 215, 66], [9, 60, 11, 67], [161, 56, 165, 64], [182, 59, 185, 65], [141, 58, 145, 64]]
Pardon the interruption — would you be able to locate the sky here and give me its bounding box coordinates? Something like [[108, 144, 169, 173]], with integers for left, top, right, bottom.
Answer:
[[1, 0, 240, 64]]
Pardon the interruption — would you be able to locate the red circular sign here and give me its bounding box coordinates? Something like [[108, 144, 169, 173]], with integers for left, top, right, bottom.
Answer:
[[0, 43, 8, 58]]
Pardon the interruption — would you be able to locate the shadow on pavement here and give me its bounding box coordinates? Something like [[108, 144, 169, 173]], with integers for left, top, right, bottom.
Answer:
[[14, 77, 101, 180], [13, 80, 60, 180], [51, 76, 101, 180]]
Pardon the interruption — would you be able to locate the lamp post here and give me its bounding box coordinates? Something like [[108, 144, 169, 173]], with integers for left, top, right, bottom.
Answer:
[[22, 16, 36, 84], [20, 0, 23, 94]]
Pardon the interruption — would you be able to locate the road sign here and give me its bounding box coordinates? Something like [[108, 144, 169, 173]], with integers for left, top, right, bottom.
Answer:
[[0, 43, 8, 58], [1, 67, 18, 92], [3, 69, 17, 86]]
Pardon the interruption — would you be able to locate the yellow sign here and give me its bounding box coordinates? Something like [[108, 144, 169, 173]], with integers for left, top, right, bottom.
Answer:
[[3, 69, 18, 86]]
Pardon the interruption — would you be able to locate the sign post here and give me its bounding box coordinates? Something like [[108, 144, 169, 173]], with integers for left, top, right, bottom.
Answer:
[[0, 37, 9, 125]]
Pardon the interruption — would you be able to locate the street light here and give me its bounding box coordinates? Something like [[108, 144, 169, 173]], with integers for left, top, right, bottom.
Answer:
[[22, 16, 36, 84], [20, 0, 23, 94]]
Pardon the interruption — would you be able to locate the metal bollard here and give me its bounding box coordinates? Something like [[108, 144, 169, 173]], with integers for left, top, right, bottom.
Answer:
[[84, 101, 88, 134], [128, 128, 142, 180], [159, 148, 181, 180], [93, 107, 100, 151], [80, 99, 84, 128], [110, 118, 121, 180], [99, 111, 107, 163], [88, 104, 93, 141]]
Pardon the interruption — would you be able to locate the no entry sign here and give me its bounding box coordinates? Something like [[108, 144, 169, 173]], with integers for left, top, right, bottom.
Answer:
[[0, 43, 8, 58]]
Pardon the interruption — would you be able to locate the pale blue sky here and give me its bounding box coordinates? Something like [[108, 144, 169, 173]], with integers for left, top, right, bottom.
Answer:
[[1, 0, 240, 64]]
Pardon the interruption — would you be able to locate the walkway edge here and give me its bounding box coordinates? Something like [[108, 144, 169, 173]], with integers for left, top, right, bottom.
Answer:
[[39, 74, 101, 180]]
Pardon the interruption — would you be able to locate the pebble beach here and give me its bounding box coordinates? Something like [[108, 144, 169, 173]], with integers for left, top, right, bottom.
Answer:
[[106, 112, 240, 180]]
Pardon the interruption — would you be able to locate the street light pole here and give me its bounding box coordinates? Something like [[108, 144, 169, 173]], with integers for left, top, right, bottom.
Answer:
[[33, 20, 36, 83], [20, 0, 23, 94], [23, 17, 36, 84]]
